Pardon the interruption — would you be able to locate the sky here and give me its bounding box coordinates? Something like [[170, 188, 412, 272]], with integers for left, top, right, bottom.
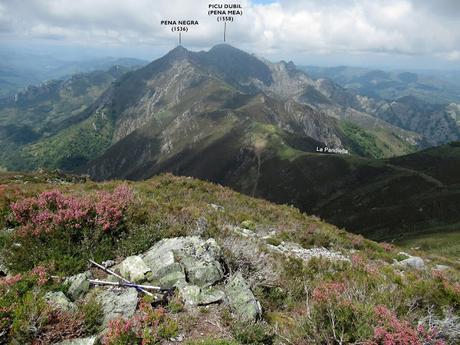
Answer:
[[1, 0, 460, 70]]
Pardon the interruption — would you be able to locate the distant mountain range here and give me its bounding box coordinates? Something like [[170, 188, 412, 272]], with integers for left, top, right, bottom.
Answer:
[[301, 65, 460, 103], [301, 65, 460, 145], [0, 50, 147, 99], [1, 44, 459, 243]]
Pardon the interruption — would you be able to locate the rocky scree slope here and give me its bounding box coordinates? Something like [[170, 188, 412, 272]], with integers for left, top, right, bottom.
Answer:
[[0, 172, 459, 344]]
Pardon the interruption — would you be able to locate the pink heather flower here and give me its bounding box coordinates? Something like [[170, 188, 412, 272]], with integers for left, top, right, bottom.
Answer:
[[369, 305, 444, 345], [381, 242, 395, 252], [0, 274, 22, 287], [312, 281, 347, 303], [31, 265, 48, 286], [351, 254, 366, 267], [95, 185, 133, 232], [10, 185, 133, 237]]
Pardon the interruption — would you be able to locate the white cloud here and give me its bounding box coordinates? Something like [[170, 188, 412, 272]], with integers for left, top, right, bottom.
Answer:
[[0, 0, 459, 64]]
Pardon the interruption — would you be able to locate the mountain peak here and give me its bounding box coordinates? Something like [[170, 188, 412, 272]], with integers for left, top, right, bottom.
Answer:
[[164, 45, 190, 61], [202, 44, 273, 86], [209, 43, 240, 52]]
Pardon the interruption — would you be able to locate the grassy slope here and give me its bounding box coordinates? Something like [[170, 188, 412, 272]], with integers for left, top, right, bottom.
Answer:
[[85, 99, 460, 253], [108, 112, 459, 252], [0, 172, 458, 344], [340, 121, 416, 158]]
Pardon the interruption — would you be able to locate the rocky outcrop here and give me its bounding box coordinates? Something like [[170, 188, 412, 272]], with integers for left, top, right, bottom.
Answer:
[[44, 291, 77, 312], [226, 272, 262, 322], [398, 256, 425, 270], [267, 241, 349, 263], [66, 271, 91, 301], [96, 288, 138, 327], [394, 252, 425, 271], [48, 236, 261, 338], [142, 236, 224, 287], [119, 255, 152, 283], [0, 261, 8, 277], [176, 282, 226, 308]]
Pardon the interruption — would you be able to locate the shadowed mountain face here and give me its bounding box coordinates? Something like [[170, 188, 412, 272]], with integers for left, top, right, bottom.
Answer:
[[1, 44, 459, 242]]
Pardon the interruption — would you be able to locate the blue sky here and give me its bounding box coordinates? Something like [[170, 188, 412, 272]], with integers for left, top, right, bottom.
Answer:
[[1, 0, 460, 70]]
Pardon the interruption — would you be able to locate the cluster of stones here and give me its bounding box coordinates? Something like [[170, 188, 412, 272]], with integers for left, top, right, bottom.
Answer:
[[43, 236, 261, 345], [266, 241, 350, 263], [228, 224, 349, 263]]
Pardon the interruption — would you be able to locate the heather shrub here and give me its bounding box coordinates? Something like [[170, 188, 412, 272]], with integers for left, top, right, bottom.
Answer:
[[301, 281, 374, 343], [167, 293, 184, 314], [0, 264, 69, 342], [231, 321, 275, 345], [9, 291, 50, 343], [4, 185, 134, 274], [366, 305, 446, 345], [102, 302, 178, 345], [80, 296, 104, 335], [10, 185, 133, 236], [33, 309, 86, 345], [185, 339, 238, 345], [402, 272, 460, 314]]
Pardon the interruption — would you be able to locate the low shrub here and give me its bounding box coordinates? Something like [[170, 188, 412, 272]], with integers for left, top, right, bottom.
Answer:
[[102, 302, 178, 345], [302, 281, 374, 343], [80, 296, 104, 335], [10, 185, 133, 236], [185, 338, 238, 345], [231, 321, 275, 345], [4, 185, 134, 274], [366, 305, 445, 345], [0, 264, 72, 343]]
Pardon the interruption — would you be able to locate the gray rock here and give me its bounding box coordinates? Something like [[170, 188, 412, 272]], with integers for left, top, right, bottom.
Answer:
[[178, 284, 201, 307], [102, 260, 116, 268], [399, 256, 425, 270], [177, 283, 225, 307], [199, 287, 226, 305], [226, 272, 261, 322], [434, 264, 450, 271], [267, 242, 349, 262], [193, 217, 208, 236], [143, 238, 184, 278], [142, 237, 223, 287], [179, 256, 224, 287], [208, 203, 224, 211], [57, 336, 97, 345], [171, 334, 184, 342], [66, 272, 91, 301], [96, 288, 138, 327], [159, 270, 186, 289], [0, 261, 8, 276], [119, 255, 151, 283], [231, 226, 257, 238], [44, 291, 77, 312]]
